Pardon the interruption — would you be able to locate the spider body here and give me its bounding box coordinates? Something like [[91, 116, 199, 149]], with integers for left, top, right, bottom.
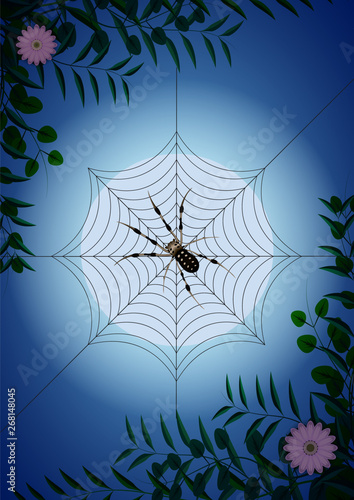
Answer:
[[117, 190, 234, 307]]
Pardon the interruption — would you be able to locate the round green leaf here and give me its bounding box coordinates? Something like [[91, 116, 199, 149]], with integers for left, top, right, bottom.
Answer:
[[315, 298, 329, 318], [325, 398, 348, 417], [126, 35, 141, 55], [152, 489, 163, 500], [245, 477, 261, 500], [189, 439, 205, 458], [291, 310, 306, 327], [192, 8, 205, 23], [5, 66, 29, 84], [297, 335, 317, 353], [169, 483, 182, 500], [214, 428, 229, 450], [9, 232, 23, 249], [346, 347, 354, 369], [151, 462, 163, 479], [0, 258, 3, 272], [175, 16, 189, 31], [311, 366, 344, 397], [57, 22, 76, 46], [25, 159, 39, 177], [336, 256, 353, 273], [0, 111, 8, 131], [341, 291, 354, 310], [11, 257, 24, 273], [0, 202, 18, 217], [167, 453, 181, 470], [48, 150, 64, 166], [329, 328, 350, 353], [272, 486, 291, 500], [92, 30, 109, 52], [151, 27, 167, 45], [37, 126, 58, 143], [330, 196, 342, 213], [278, 437, 288, 464]]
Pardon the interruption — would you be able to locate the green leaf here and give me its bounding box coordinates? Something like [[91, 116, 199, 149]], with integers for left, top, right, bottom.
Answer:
[[123, 63, 144, 77], [166, 38, 180, 70], [222, 21, 243, 36], [319, 198, 337, 214], [346, 347, 354, 368], [109, 56, 133, 71], [89, 41, 111, 65], [226, 374, 234, 403], [111, 13, 129, 43], [297, 334, 317, 353], [37, 126, 58, 143], [330, 196, 342, 213], [261, 419, 281, 449], [311, 366, 344, 397], [141, 416, 155, 450], [221, 40, 232, 66], [189, 438, 205, 458], [72, 70, 85, 106], [114, 448, 136, 464], [5, 66, 42, 89], [221, 0, 246, 18], [55, 23, 76, 56], [1, 141, 30, 160], [126, 35, 142, 55], [245, 416, 266, 443], [244, 477, 260, 500], [167, 453, 181, 470], [0, 167, 29, 183], [1, 238, 10, 255], [214, 428, 230, 450], [0, 256, 13, 273], [239, 376, 248, 409], [272, 485, 291, 499], [217, 466, 230, 491], [92, 30, 110, 53], [312, 392, 347, 416], [83, 467, 109, 488], [2, 196, 33, 208], [320, 265, 350, 278], [176, 411, 190, 446], [319, 215, 344, 237], [128, 453, 154, 470], [336, 256, 353, 273], [8, 215, 35, 227], [309, 394, 320, 424], [226, 440, 244, 473], [126, 416, 137, 446], [275, 0, 298, 16], [315, 298, 329, 317], [246, 430, 263, 455], [318, 245, 344, 257], [190, 0, 210, 15], [17, 256, 35, 272], [160, 414, 176, 451], [53, 63, 66, 99], [83, 0, 98, 21], [111, 467, 141, 490], [212, 405, 233, 420], [25, 159, 39, 177], [204, 15, 229, 32], [319, 347, 349, 374], [48, 150, 64, 166], [255, 375, 266, 412], [323, 317, 353, 337], [152, 27, 167, 45], [26, 484, 45, 500], [199, 417, 216, 455], [146, 471, 170, 494], [0, 111, 8, 131], [1, 201, 18, 217], [249, 0, 275, 18], [59, 469, 87, 491], [45, 476, 67, 496], [126, 0, 138, 19], [140, 30, 157, 64], [66, 6, 101, 31], [288, 381, 301, 420], [4, 106, 32, 131], [327, 324, 350, 352], [255, 455, 288, 480], [344, 214, 354, 233], [270, 373, 282, 413], [175, 15, 189, 32], [121, 78, 129, 104], [14, 491, 26, 500], [224, 411, 247, 426], [74, 35, 95, 63], [202, 35, 216, 66], [181, 35, 196, 68], [88, 71, 99, 104], [291, 310, 306, 327]]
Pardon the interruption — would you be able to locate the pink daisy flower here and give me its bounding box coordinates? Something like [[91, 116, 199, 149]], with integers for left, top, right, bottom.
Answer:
[[16, 24, 57, 66], [283, 421, 337, 475]]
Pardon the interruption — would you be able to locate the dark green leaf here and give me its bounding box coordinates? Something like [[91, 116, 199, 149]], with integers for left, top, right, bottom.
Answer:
[[5, 66, 42, 89], [1, 141, 30, 160], [205, 15, 229, 32], [53, 63, 66, 99], [297, 334, 317, 353], [346, 346, 354, 368], [319, 347, 349, 374], [176, 411, 190, 446], [203, 35, 216, 65], [59, 469, 87, 491], [83, 467, 109, 488], [0, 257, 13, 273], [141, 416, 155, 450], [239, 376, 248, 409], [217, 466, 230, 491], [246, 430, 263, 455], [126, 35, 142, 55], [48, 150, 64, 166], [325, 291, 354, 309], [109, 56, 133, 71], [222, 22, 243, 36], [319, 198, 336, 214], [261, 420, 281, 448], [270, 373, 282, 413], [45, 476, 67, 495], [89, 41, 111, 65], [4, 106, 32, 131], [256, 455, 288, 480], [2, 196, 33, 208], [255, 375, 266, 412], [226, 440, 244, 473], [92, 30, 110, 53], [190, 0, 210, 15], [140, 30, 157, 64], [249, 0, 274, 18], [169, 483, 182, 500], [37, 126, 57, 143], [88, 71, 99, 104], [74, 36, 95, 63], [72, 70, 85, 106], [309, 394, 320, 424], [181, 472, 212, 500], [126, 0, 138, 19], [111, 467, 141, 490], [311, 366, 344, 397], [1, 238, 10, 254], [83, 0, 98, 21], [152, 27, 167, 45], [244, 477, 260, 500], [167, 453, 181, 470], [327, 325, 351, 352], [123, 63, 144, 77], [189, 438, 205, 458], [319, 215, 344, 237], [121, 78, 129, 104], [95, 0, 110, 9], [318, 245, 344, 257], [66, 6, 101, 31], [0, 167, 29, 183], [272, 485, 291, 499], [275, 0, 298, 16], [111, 13, 129, 43], [1, 201, 18, 217], [320, 266, 350, 278], [175, 16, 189, 32], [14, 491, 26, 500], [312, 392, 347, 416], [160, 414, 176, 451], [221, 40, 232, 66], [226, 374, 234, 403], [166, 38, 180, 70], [315, 298, 329, 317], [17, 256, 35, 272], [199, 417, 216, 455], [146, 471, 170, 494], [126, 416, 137, 446], [214, 428, 229, 450], [344, 214, 354, 233], [336, 256, 353, 273], [0, 111, 8, 131], [323, 317, 353, 337], [174, 458, 193, 484], [128, 453, 154, 470], [288, 381, 301, 420], [55, 23, 76, 56], [291, 310, 306, 327], [245, 416, 266, 443], [114, 448, 136, 464], [193, 473, 206, 497], [330, 196, 342, 213], [25, 159, 39, 177], [258, 464, 273, 493], [26, 484, 45, 500], [221, 0, 247, 18], [212, 405, 233, 420], [181, 35, 196, 68], [224, 411, 248, 426]]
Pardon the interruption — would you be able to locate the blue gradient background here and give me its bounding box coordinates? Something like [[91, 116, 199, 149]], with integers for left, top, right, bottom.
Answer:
[[1, 1, 354, 498]]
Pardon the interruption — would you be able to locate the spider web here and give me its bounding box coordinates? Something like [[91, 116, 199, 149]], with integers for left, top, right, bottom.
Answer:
[[54, 132, 300, 381]]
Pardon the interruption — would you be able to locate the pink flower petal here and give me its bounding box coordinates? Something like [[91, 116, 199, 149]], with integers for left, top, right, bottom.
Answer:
[[33, 52, 41, 65], [298, 455, 309, 474], [312, 454, 323, 474], [21, 29, 32, 39], [306, 421, 315, 439], [312, 422, 323, 441], [27, 51, 35, 64], [33, 25, 40, 36]]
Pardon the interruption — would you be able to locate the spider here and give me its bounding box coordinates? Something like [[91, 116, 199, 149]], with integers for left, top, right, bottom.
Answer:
[[116, 190, 235, 307]]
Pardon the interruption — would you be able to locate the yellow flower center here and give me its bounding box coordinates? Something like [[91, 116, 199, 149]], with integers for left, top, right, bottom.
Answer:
[[31, 40, 42, 51], [304, 440, 318, 456]]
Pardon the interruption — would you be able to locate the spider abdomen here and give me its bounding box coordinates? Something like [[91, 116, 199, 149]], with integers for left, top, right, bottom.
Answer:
[[176, 248, 199, 273]]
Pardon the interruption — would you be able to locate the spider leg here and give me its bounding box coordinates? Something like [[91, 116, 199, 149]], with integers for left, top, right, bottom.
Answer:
[[148, 192, 178, 241], [179, 188, 192, 244], [162, 257, 174, 291], [188, 250, 236, 278], [176, 261, 204, 309], [118, 221, 166, 252], [183, 236, 219, 248], [115, 253, 168, 265]]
